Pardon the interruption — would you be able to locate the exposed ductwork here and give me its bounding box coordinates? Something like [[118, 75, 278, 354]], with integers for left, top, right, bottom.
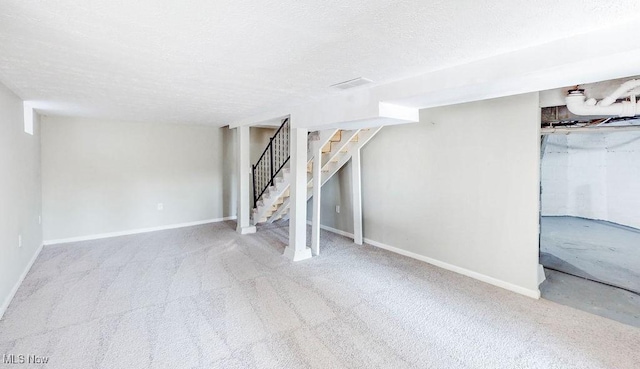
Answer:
[[565, 80, 640, 117]]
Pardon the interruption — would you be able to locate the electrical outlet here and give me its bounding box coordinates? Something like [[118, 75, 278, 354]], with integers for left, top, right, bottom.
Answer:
[[336, 205, 340, 213], [38, 215, 42, 225], [18, 234, 22, 248], [157, 203, 164, 211]]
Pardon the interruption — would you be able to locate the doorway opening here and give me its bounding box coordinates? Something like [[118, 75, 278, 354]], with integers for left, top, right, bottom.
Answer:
[[539, 131, 640, 327]]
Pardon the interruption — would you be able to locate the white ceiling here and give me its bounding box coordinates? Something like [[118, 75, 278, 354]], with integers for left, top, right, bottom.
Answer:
[[1, 0, 640, 126]]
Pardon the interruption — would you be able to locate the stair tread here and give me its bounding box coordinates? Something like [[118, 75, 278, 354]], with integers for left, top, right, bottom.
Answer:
[[330, 131, 342, 142], [256, 127, 382, 222]]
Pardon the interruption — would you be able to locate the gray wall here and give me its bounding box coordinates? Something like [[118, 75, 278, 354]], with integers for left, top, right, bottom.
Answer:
[[41, 116, 235, 241], [317, 93, 542, 294], [251, 127, 277, 164], [0, 83, 42, 317], [307, 161, 354, 232]]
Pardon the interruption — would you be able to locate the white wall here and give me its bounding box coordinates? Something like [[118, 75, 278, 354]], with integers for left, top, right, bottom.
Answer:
[[41, 116, 236, 241], [0, 83, 42, 318], [317, 93, 542, 296], [542, 132, 640, 229]]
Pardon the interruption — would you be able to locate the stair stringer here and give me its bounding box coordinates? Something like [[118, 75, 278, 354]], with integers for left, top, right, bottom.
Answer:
[[251, 168, 291, 225], [253, 130, 337, 224], [268, 127, 382, 223]]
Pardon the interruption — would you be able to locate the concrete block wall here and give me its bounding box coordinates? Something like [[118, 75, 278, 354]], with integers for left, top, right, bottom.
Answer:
[[541, 131, 640, 229]]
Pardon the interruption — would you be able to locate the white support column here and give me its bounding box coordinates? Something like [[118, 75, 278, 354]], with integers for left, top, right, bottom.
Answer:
[[351, 148, 363, 245], [235, 126, 256, 235], [284, 127, 312, 261], [311, 143, 322, 256]]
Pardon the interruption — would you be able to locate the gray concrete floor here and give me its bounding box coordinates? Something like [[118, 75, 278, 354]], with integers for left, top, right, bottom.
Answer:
[[540, 216, 640, 327]]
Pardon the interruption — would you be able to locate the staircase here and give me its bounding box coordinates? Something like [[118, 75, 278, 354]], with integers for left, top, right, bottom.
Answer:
[[251, 120, 382, 225]]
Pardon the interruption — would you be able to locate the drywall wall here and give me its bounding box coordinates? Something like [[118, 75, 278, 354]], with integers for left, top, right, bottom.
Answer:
[[41, 116, 235, 241], [0, 83, 42, 318], [542, 132, 640, 229], [251, 128, 277, 164], [317, 93, 542, 296], [306, 161, 354, 232]]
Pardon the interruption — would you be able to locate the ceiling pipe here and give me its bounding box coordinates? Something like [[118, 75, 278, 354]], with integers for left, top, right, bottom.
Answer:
[[598, 79, 640, 106], [542, 124, 640, 135], [566, 84, 639, 117]]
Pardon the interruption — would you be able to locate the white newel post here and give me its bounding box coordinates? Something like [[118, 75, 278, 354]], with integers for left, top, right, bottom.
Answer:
[[284, 126, 312, 261], [351, 148, 363, 245], [311, 142, 322, 256], [236, 125, 256, 235]]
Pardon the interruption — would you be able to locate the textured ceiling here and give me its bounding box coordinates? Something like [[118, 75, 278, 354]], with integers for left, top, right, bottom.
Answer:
[[1, 0, 640, 126]]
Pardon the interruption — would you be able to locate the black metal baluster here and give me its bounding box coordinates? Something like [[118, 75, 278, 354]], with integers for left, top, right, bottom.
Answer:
[[251, 118, 291, 208], [269, 138, 274, 187], [252, 164, 257, 208]]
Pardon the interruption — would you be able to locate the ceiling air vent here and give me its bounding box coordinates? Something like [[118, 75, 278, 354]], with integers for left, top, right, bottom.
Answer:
[[330, 77, 373, 90]]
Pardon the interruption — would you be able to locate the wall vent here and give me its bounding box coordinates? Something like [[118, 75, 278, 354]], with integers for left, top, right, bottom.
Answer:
[[330, 77, 373, 90]]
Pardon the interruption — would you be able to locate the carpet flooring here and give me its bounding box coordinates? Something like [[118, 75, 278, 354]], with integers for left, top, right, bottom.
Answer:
[[0, 221, 638, 368]]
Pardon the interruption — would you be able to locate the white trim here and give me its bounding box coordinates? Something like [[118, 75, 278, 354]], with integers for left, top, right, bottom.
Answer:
[[364, 238, 541, 299], [43, 216, 237, 246], [23, 102, 34, 135], [236, 225, 257, 235], [0, 243, 44, 320], [306, 221, 354, 239], [537, 263, 547, 286], [312, 222, 541, 299]]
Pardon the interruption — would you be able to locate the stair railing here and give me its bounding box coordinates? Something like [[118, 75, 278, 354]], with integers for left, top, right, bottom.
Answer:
[[252, 118, 290, 208]]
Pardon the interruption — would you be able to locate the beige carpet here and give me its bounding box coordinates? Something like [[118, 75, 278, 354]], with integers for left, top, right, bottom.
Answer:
[[0, 221, 638, 369]]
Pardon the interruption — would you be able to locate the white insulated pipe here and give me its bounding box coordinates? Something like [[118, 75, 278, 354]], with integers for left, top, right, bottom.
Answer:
[[599, 79, 640, 106], [565, 83, 640, 117]]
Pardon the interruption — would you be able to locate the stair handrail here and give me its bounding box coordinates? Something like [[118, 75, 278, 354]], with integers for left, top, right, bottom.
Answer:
[[252, 118, 290, 208]]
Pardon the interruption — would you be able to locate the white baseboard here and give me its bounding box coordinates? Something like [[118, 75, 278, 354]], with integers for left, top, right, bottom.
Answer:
[[0, 243, 44, 320], [363, 238, 541, 299], [43, 216, 237, 246], [310, 221, 541, 299], [306, 220, 355, 238]]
